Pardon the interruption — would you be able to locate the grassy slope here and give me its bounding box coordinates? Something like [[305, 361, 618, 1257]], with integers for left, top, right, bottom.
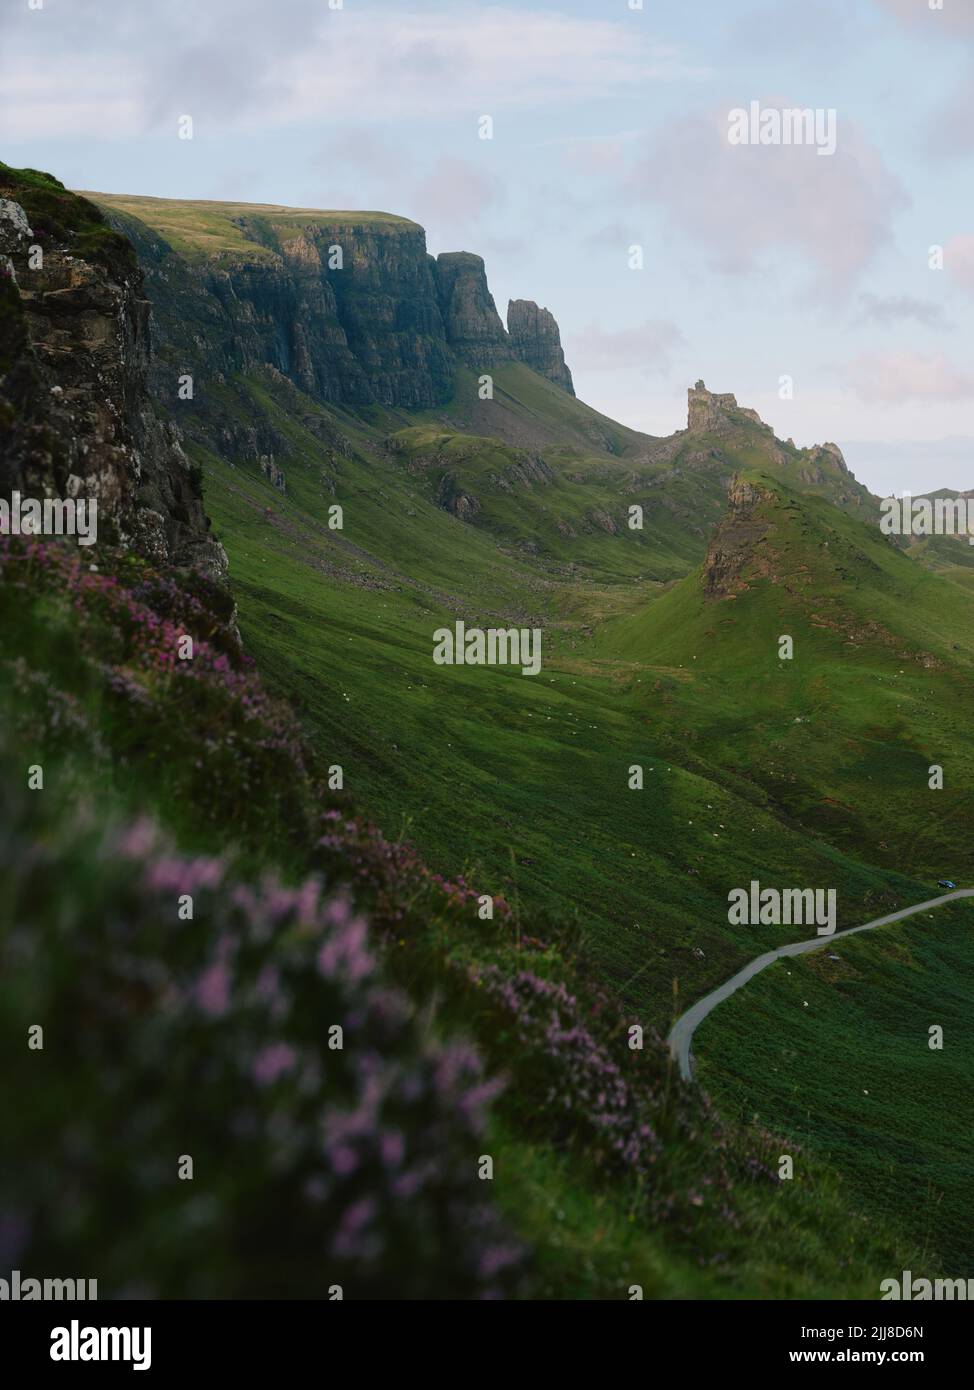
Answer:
[[695, 900, 974, 1274], [196, 410, 974, 1279], [596, 472, 974, 880], [592, 472, 974, 1272], [1, 537, 920, 1301], [185, 377, 952, 1034]]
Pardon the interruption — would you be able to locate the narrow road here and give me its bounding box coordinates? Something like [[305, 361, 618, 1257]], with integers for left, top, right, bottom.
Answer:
[[668, 888, 974, 1082]]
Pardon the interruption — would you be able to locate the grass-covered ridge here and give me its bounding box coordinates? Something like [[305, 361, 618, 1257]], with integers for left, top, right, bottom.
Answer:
[[84, 191, 421, 262]]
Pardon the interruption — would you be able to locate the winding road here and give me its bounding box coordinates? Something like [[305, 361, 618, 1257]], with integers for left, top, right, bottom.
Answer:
[[668, 887, 974, 1082]]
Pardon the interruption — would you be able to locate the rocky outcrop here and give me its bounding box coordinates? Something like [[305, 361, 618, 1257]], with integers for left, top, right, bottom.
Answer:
[[434, 473, 481, 520], [688, 380, 772, 436], [259, 454, 286, 493], [0, 168, 226, 580], [433, 252, 511, 372], [507, 299, 575, 395], [702, 476, 770, 599], [798, 441, 851, 481]]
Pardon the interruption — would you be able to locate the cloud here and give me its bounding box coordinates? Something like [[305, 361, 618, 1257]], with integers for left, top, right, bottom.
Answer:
[[925, 75, 974, 162], [846, 350, 974, 404], [623, 103, 909, 297], [313, 128, 411, 185], [409, 157, 506, 239], [557, 135, 632, 177], [875, 0, 974, 33], [857, 292, 949, 328], [566, 320, 687, 375], [0, 4, 704, 139], [945, 235, 974, 294]]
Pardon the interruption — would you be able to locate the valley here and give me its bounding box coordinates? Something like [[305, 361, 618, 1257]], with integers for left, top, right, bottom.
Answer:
[[86, 194, 974, 1277], [2, 164, 971, 1297]]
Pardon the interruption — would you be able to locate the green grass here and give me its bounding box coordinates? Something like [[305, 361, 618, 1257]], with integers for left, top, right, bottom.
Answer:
[[86, 192, 420, 262], [185, 379, 957, 1032], [594, 472, 974, 879], [695, 900, 974, 1275], [1, 532, 928, 1300], [185, 376, 974, 1286]]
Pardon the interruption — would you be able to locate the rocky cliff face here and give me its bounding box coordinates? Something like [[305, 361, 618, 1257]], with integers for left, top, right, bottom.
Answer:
[[117, 212, 455, 411], [97, 198, 578, 433], [433, 251, 511, 372], [0, 166, 226, 579], [702, 475, 770, 599], [507, 299, 575, 396]]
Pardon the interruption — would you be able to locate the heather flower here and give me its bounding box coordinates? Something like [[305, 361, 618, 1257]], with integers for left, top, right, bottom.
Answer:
[[0, 772, 522, 1299]]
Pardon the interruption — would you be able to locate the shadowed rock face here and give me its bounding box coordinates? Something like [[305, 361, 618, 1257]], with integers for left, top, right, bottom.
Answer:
[[507, 299, 575, 396], [0, 170, 226, 580], [102, 203, 579, 433], [119, 213, 457, 412], [433, 251, 511, 372]]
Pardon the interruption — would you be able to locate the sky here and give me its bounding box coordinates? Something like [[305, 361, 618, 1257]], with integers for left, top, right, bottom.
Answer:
[[1, 0, 971, 495]]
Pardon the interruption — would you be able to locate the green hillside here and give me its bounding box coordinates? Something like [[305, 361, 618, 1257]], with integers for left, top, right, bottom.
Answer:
[[9, 172, 972, 1296], [596, 472, 974, 878], [695, 899, 974, 1271]]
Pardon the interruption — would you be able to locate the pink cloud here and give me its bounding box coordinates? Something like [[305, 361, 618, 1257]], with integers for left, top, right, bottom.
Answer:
[[943, 235, 974, 296], [566, 320, 687, 375], [624, 104, 909, 297], [847, 350, 974, 404], [876, 0, 974, 33]]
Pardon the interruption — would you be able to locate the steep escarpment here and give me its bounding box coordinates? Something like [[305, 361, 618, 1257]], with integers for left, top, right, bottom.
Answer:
[[111, 206, 454, 411], [91, 194, 578, 449], [0, 165, 225, 577], [433, 250, 511, 371], [507, 298, 575, 395]]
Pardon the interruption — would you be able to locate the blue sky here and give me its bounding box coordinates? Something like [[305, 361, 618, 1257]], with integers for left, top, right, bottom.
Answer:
[[1, 0, 971, 493]]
